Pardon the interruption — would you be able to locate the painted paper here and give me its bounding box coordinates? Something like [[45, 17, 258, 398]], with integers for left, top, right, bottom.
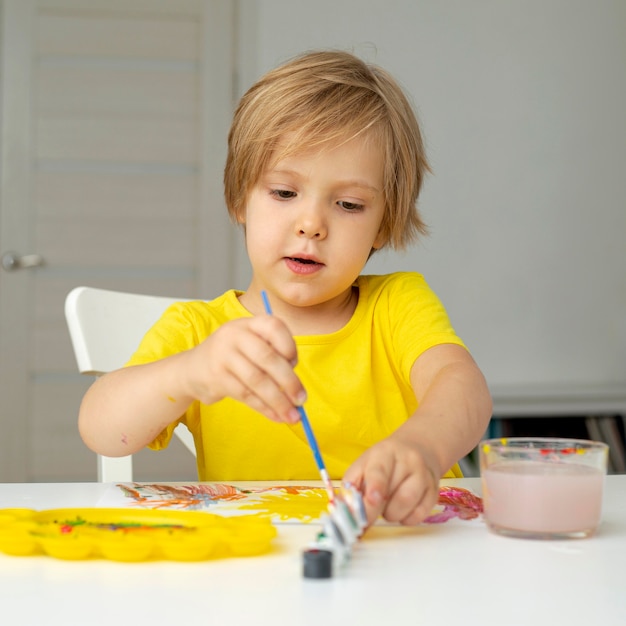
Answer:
[[98, 482, 483, 526]]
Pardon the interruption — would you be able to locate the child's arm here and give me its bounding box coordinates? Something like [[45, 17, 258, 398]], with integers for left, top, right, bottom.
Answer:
[[78, 316, 306, 457], [342, 343, 492, 526]]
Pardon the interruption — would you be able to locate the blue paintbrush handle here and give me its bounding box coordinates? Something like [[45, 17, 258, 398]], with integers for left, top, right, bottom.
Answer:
[[260, 291, 333, 494], [297, 406, 327, 474], [260, 290, 273, 315]]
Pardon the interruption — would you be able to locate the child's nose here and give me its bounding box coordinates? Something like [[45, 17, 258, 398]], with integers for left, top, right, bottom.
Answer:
[[295, 203, 327, 239]]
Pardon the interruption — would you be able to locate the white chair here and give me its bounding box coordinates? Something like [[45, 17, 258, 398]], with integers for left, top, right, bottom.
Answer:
[[64, 286, 196, 482]]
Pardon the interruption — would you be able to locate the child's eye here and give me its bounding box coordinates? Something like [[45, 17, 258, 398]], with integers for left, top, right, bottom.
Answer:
[[270, 189, 296, 200], [338, 200, 364, 212]]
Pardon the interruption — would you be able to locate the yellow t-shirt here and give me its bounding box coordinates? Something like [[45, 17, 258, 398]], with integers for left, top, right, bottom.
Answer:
[[126, 272, 466, 480]]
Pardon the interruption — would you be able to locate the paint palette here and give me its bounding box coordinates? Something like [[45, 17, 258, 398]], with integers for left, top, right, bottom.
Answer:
[[0, 507, 276, 562]]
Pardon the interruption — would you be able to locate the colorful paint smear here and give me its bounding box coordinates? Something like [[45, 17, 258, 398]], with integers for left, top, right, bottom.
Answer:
[[424, 486, 483, 523], [117, 483, 328, 523], [113, 483, 482, 525]]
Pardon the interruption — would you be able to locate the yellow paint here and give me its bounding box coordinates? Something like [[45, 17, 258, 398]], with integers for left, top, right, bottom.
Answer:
[[237, 490, 329, 523]]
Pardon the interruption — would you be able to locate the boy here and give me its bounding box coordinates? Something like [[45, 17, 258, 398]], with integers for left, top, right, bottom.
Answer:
[[79, 50, 492, 526]]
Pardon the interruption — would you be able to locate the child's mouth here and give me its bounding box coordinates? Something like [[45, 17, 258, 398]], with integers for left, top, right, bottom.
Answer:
[[284, 257, 324, 275], [288, 257, 319, 265]]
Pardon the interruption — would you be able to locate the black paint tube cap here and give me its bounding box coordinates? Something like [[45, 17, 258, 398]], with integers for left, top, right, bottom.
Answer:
[[303, 548, 333, 579]]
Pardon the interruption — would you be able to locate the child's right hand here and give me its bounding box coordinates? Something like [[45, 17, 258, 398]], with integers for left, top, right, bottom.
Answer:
[[182, 316, 306, 424]]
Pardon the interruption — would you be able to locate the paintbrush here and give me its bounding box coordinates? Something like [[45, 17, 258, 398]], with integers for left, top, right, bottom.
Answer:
[[260, 290, 336, 503]]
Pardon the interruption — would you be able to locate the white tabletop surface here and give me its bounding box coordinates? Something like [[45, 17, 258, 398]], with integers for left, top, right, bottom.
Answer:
[[1, 477, 625, 626]]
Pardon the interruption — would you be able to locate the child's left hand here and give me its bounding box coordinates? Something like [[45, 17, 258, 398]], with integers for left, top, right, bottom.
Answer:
[[342, 434, 441, 526]]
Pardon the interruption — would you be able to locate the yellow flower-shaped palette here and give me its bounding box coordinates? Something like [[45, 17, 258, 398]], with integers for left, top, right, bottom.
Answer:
[[0, 508, 276, 562]]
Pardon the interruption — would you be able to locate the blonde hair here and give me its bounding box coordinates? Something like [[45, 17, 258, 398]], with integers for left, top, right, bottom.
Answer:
[[224, 50, 430, 250]]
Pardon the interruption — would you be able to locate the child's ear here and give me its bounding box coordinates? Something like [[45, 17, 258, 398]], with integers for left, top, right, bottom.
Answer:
[[372, 229, 387, 250], [234, 207, 246, 225]]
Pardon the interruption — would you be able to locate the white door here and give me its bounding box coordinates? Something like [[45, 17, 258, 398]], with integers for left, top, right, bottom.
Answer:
[[0, 0, 235, 481]]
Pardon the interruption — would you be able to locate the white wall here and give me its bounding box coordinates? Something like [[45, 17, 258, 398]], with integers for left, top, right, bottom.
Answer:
[[235, 0, 626, 397]]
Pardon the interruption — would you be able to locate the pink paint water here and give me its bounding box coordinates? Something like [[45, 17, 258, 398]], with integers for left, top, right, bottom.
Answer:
[[482, 461, 604, 537]]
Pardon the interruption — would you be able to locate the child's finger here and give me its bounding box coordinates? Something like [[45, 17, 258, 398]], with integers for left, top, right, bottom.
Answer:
[[217, 370, 284, 423], [190, 319, 304, 422], [248, 317, 306, 406], [385, 464, 438, 525], [399, 479, 438, 526], [218, 317, 305, 411], [224, 346, 302, 423], [251, 316, 299, 365], [356, 459, 395, 525]]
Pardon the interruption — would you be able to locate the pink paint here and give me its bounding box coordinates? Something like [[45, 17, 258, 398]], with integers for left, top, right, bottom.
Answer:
[[482, 461, 604, 537]]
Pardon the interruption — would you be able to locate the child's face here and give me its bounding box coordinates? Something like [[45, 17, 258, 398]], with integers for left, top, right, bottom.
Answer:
[[242, 134, 385, 311]]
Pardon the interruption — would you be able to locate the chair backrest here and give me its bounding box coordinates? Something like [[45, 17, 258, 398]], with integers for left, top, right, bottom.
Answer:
[[64, 286, 196, 482]]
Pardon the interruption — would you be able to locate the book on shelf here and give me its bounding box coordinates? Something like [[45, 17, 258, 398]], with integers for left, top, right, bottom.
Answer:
[[597, 415, 626, 473]]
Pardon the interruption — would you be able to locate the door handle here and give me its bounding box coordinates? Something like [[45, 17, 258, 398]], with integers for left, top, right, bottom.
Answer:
[[1, 251, 45, 271]]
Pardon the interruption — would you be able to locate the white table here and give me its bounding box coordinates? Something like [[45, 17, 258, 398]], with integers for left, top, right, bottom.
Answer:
[[1, 477, 625, 626]]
